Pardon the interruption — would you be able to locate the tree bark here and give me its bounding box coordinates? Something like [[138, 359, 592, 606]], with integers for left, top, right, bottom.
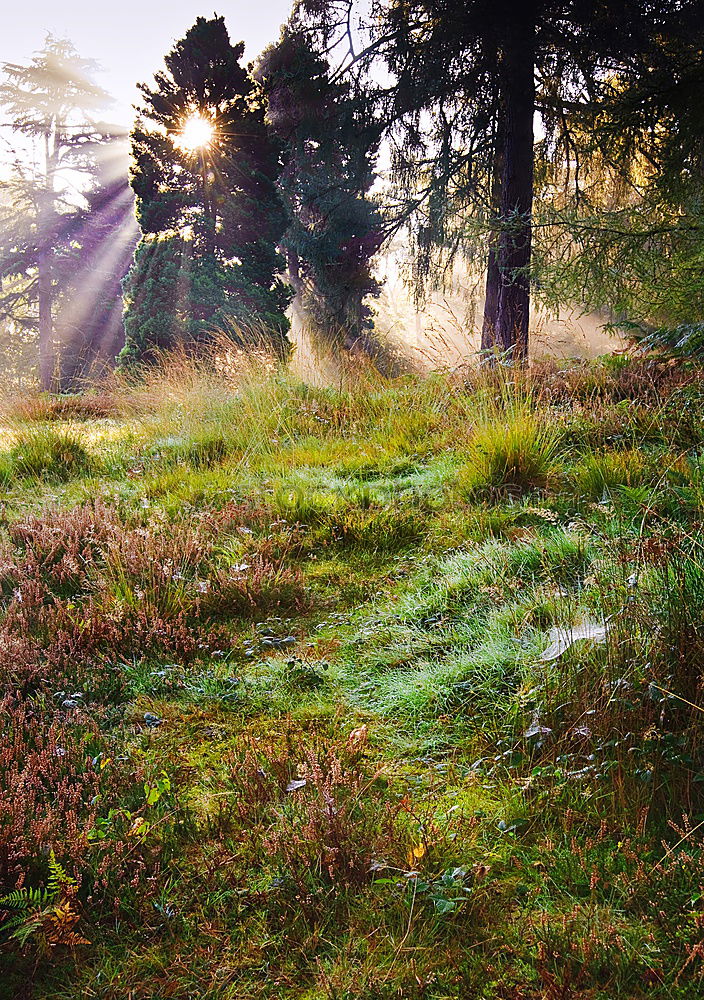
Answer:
[[481, 106, 505, 352], [38, 131, 56, 391], [37, 247, 54, 391], [486, 10, 536, 362]]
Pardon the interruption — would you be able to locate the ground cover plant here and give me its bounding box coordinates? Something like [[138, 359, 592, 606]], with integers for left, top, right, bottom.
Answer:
[[2, 351, 704, 998]]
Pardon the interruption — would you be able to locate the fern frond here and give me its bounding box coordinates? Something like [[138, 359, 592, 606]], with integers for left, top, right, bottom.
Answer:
[[0, 887, 49, 910], [1, 913, 31, 932], [11, 916, 44, 946], [47, 851, 74, 894], [0, 891, 31, 911]]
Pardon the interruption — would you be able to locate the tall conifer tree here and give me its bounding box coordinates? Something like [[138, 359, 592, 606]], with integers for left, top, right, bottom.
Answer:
[[258, 25, 383, 353], [122, 15, 290, 364], [0, 36, 117, 388]]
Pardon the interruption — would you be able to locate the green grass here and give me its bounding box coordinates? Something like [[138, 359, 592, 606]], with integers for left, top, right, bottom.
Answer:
[[8, 425, 94, 482], [1, 353, 704, 998], [458, 381, 561, 495]]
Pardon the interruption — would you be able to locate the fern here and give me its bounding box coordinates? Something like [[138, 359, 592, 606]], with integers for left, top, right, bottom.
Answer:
[[46, 851, 74, 896], [0, 850, 81, 949], [0, 887, 49, 911], [0, 851, 73, 915]]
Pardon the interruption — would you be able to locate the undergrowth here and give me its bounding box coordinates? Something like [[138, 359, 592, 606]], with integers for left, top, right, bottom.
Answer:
[[0, 351, 703, 999]]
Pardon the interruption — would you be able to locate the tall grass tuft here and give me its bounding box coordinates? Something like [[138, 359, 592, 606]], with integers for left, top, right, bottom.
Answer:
[[459, 380, 561, 494], [572, 447, 653, 499], [104, 335, 294, 469], [9, 427, 93, 482]]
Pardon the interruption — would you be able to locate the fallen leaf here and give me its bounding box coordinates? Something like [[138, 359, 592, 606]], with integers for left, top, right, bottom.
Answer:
[[540, 621, 608, 661]]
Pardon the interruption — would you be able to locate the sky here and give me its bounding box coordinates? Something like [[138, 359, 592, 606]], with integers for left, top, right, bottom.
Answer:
[[0, 1, 293, 128]]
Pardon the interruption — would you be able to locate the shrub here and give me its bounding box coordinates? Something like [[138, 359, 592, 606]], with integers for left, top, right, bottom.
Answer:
[[100, 517, 213, 616], [1, 502, 116, 599], [264, 745, 388, 891], [533, 355, 696, 404], [218, 733, 401, 907], [0, 504, 230, 701], [0, 697, 146, 896], [0, 589, 228, 702]]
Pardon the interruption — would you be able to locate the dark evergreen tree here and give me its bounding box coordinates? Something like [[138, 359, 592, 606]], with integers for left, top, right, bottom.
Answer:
[[257, 24, 383, 353], [122, 15, 290, 364], [300, 0, 699, 360]]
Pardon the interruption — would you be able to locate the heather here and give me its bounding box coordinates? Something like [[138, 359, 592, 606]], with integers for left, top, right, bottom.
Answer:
[[1, 353, 704, 998]]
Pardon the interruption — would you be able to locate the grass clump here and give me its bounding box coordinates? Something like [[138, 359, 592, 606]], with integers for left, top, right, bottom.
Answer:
[[571, 446, 656, 499], [460, 386, 561, 494], [8, 427, 94, 482]]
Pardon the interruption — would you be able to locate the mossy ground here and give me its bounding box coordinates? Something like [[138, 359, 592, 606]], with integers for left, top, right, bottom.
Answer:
[[2, 355, 704, 998]]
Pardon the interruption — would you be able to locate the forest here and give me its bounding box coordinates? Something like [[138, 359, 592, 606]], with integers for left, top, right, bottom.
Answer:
[[1, 2, 704, 997]]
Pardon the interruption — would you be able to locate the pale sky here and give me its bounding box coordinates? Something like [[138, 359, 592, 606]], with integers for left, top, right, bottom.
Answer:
[[0, 1, 293, 127]]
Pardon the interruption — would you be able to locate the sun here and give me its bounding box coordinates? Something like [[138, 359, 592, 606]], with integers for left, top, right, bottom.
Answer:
[[177, 113, 215, 151]]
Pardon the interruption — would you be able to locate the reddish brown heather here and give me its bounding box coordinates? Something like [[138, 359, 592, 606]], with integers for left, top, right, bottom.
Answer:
[[0, 697, 147, 897]]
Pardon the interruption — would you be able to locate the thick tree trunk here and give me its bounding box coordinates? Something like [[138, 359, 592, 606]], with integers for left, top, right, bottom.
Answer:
[[481, 108, 505, 353], [38, 131, 57, 391], [481, 244, 502, 353], [484, 11, 536, 362]]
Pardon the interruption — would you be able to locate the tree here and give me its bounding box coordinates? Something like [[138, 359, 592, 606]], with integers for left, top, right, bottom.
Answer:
[[53, 132, 138, 383], [299, 0, 698, 360], [0, 36, 119, 389], [257, 23, 383, 354], [531, 6, 704, 333], [122, 15, 291, 364]]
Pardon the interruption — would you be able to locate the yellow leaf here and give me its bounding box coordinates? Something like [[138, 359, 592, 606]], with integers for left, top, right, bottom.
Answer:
[[129, 817, 148, 837], [407, 843, 426, 867]]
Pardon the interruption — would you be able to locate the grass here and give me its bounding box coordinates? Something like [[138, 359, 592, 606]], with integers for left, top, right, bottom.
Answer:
[[7, 426, 94, 482], [458, 380, 561, 494], [1, 351, 704, 998]]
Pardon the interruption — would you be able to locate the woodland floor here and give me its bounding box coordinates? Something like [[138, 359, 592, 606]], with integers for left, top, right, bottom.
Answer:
[[2, 355, 704, 999]]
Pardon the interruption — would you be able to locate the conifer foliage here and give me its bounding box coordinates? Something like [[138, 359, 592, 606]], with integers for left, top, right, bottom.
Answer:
[[122, 16, 290, 364], [0, 37, 128, 389], [299, 0, 702, 360], [258, 25, 383, 352]]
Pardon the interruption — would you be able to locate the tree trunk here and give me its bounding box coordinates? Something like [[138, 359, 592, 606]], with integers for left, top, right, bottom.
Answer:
[[489, 10, 536, 362], [481, 107, 505, 352], [38, 130, 56, 391], [37, 247, 54, 391]]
